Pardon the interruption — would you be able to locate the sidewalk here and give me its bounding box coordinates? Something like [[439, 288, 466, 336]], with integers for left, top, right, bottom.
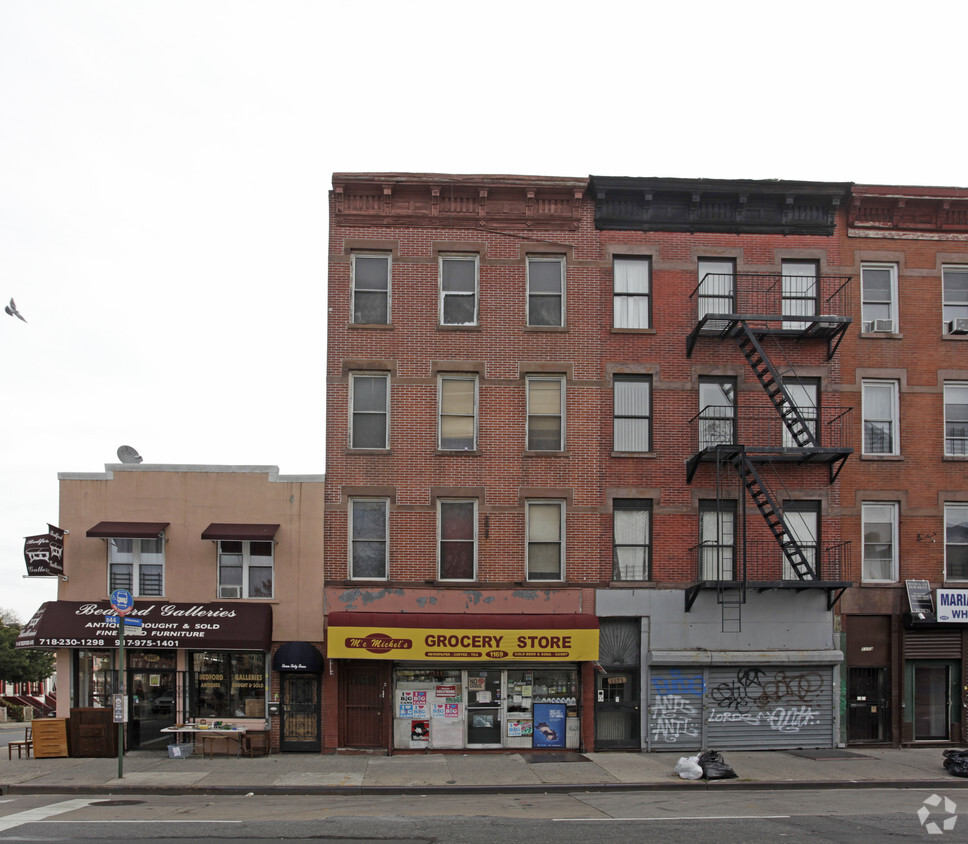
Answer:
[[3, 729, 967, 796]]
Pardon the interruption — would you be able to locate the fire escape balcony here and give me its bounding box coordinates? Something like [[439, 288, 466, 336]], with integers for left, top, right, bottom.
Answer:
[[686, 272, 853, 359], [685, 540, 851, 611], [685, 406, 853, 484]]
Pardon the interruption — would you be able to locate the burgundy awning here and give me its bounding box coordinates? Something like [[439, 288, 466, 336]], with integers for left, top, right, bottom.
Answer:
[[15, 600, 272, 651], [87, 521, 169, 539], [201, 523, 280, 541]]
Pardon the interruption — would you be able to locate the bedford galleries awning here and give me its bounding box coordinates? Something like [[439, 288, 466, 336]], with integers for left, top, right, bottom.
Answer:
[[15, 601, 272, 651], [327, 612, 599, 662]]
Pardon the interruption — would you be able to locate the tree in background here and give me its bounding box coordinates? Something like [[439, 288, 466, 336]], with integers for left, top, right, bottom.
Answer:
[[0, 608, 55, 686]]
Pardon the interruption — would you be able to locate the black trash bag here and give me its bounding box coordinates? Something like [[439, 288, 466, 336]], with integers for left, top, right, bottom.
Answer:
[[698, 749, 738, 780], [943, 749, 968, 777]]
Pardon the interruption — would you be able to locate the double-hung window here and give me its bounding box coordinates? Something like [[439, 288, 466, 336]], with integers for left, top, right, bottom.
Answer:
[[351, 253, 390, 324], [217, 540, 273, 598], [109, 537, 164, 596], [699, 500, 735, 580], [527, 376, 564, 451], [527, 500, 564, 581], [439, 375, 477, 450], [945, 504, 968, 581], [350, 373, 389, 449], [782, 501, 819, 580], [862, 380, 899, 455], [527, 256, 565, 326], [440, 255, 478, 326], [862, 502, 897, 582], [861, 263, 898, 333], [696, 258, 735, 323], [943, 266, 968, 333], [438, 499, 476, 580], [613, 499, 651, 581], [945, 383, 968, 456], [781, 260, 818, 329], [781, 378, 819, 447], [613, 375, 651, 452], [613, 257, 651, 328], [698, 377, 736, 449], [350, 498, 388, 579]]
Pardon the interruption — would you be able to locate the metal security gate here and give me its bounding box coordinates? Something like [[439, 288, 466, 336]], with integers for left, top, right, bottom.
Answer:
[[648, 665, 835, 751], [280, 673, 320, 752]]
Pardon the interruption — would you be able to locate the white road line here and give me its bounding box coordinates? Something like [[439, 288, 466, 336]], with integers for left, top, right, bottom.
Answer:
[[0, 798, 93, 833], [554, 815, 791, 822], [43, 820, 242, 824]]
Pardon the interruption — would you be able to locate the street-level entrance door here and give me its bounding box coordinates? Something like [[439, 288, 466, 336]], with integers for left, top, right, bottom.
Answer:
[[847, 666, 890, 742], [595, 670, 640, 749], [281, 673, 320, 752], [341, 661, 387, 748], [910, 661, 959, 741]]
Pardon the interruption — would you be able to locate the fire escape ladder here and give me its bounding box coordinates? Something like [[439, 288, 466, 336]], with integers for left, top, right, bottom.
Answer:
[[731, 451, 818, 581], [718, 581, 744, 633], [733, 321, 818, 448]]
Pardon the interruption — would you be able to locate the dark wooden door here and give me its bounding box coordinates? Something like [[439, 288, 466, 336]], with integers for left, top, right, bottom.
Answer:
[[342, 662, 387, 748], [281, 673, 320, 752]]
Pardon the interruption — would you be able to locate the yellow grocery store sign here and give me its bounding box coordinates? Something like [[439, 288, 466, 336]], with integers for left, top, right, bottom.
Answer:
[[327, 617, 599, 662]]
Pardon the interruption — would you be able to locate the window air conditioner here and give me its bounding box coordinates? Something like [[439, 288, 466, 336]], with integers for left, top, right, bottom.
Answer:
[[948, 319, 968, 335], [219, 585, 242, 599], [872, 319, 895, 332]]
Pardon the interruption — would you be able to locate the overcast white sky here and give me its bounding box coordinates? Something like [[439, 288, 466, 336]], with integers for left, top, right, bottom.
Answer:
[[1, 0, 965, 621]]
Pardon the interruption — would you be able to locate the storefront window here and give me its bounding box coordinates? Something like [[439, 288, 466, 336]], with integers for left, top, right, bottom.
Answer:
[[391, 666, 577, 751], [76, 649, 116, 708], [191, 651, 266, 718]]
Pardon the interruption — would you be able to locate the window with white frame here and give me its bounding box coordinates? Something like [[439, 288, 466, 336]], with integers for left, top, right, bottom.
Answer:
[[862, 380, 899, 455], [699, 500, 735, 580], [862, 502, 897, 582], [527, 500, 564, 581], [527, 256, 565, 326], [613, 375, 651, 452], [781, 378, 819, 447], [945, 383, 968, 456], [350, 498, 388, 579], [438, 499, 476, 580], [440, 255, 478, 326], [527, 375, 564, 451], [943, 266, 968, 333], [781, 260, 818, 330], [782, 501, 819, 580], [696, 258, 735, 321], [438, 375, 477, 450], [108, 536, 164, 596], [350, 373, 389, 449], [698, 377, 736, 449], [217, 540, 273, 598], [613, 499, 651, 580], [613, 257, 651, 328], [861, 263, 898, 333], [351, 253, 390, 324], [946, 504, 968, 581]]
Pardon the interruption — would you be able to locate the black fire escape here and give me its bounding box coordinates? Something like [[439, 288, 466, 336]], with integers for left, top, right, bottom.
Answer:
[[684, 271, 854, 630]]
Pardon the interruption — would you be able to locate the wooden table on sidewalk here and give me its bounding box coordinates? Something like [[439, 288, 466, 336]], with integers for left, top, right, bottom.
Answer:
[[160, 725, 246, 757]]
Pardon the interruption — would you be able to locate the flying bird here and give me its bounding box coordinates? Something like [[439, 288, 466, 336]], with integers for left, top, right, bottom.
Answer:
[[5, 298, 27, 322]]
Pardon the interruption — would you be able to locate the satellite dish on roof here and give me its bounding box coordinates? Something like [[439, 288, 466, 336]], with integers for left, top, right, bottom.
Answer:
[[117, 445, 143, 464]]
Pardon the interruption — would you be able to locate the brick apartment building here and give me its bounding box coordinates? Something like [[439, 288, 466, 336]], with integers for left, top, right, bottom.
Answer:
[[323, 172, 857, 752], [837, 184, 968, 747]]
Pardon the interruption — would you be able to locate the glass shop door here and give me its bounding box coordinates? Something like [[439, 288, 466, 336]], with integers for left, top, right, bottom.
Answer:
[[466, 669, 503, 747]]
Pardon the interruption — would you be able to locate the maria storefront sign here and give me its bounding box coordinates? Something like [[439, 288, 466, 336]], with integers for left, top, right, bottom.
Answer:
[[15, 600, 272, 650], [23, 525, 65, 576], [327, 612, 599, 661], [937, 589, 968, 622]]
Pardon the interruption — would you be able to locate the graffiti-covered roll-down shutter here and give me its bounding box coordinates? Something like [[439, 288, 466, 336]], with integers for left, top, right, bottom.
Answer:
[[648, 665, 835, 751]]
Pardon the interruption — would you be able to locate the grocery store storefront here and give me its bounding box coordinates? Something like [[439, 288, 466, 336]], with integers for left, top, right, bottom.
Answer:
[[325, 612, 599, 752]]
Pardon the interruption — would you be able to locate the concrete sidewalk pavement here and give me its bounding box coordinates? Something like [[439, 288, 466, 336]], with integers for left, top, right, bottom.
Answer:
[[2, 729, 968, 795]]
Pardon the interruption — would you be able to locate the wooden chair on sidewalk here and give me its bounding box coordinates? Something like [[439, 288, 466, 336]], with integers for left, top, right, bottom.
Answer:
[[8, 726, 33, 759], [242, 730, 270, 757]]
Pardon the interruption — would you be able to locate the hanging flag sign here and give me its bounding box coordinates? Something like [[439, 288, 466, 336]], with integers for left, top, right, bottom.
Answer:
[[23, 524, 65, 577]]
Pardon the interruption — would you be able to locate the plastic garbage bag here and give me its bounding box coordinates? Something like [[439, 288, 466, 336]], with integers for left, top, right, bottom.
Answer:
[[943, 749, 968, 777], [698, 749, 738, 780], [675, 754, 703, 780]]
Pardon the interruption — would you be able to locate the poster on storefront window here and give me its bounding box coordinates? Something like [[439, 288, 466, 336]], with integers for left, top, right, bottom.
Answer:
[[532, 703, 566, 748], [411, 720, 429, 742]]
